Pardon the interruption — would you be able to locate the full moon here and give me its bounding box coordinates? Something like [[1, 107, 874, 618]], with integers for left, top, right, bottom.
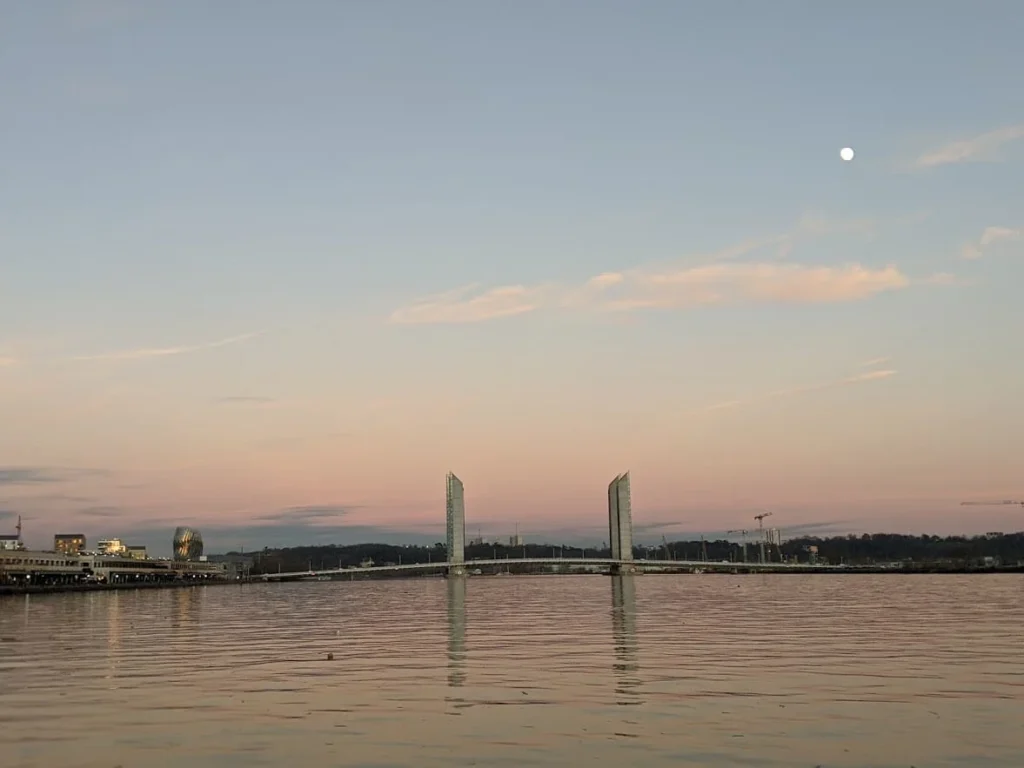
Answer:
[[840, 147, 855, 161]]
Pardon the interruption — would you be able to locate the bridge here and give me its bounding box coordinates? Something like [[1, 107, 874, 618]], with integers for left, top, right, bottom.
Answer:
[[262, 471, 834, 580], [262, 556, 838, 581]]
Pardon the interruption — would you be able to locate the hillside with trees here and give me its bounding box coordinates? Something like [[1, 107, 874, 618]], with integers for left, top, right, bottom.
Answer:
[[238, 532, 1024, 575]]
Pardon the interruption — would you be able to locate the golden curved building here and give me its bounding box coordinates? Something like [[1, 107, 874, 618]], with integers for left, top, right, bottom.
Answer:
[[172, 527, 203, 561]]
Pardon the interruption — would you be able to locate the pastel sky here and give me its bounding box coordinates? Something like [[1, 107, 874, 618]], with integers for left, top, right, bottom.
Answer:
[[2, 1, 1023, 554]]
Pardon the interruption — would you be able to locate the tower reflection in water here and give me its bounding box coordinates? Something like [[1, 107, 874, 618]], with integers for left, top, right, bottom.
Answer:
[[610, 574, 641, 704], [171, 585, 201, 631], [446, 576, 467, 690]]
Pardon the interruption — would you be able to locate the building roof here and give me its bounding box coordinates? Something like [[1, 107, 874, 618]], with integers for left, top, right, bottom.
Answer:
[[0, 534, 19, 541], [55, 533, 86, 538]]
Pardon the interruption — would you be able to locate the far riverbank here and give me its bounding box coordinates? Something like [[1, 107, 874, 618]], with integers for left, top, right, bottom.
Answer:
[[0, 580, 240, 598]]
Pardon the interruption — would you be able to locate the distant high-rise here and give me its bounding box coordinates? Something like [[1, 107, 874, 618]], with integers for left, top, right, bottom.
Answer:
[[173, 527, 204, 561], [607, 472, 634, 562], [446, 472, 466, 567], [54, 534, 86, 555]]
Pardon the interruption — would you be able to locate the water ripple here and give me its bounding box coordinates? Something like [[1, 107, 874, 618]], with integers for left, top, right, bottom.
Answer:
[[1, 574, 1022, 766]]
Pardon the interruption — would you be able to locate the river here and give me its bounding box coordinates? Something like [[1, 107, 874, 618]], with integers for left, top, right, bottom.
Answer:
[[1, 574, 1022, 766]]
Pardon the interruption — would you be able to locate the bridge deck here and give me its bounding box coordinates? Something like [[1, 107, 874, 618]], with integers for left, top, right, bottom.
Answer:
[[264, 557, 836, 580]]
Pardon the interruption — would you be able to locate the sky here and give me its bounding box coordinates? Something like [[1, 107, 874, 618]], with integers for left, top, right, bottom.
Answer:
[[2, 1, 1023, 555]]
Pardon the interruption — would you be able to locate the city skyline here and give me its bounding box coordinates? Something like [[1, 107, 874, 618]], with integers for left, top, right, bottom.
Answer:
[[2, 3, 1023, 550]]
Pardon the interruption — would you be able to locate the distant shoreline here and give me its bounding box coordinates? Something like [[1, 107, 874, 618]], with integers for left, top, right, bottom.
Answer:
[[258, 565, 1024, 582], [0, 580, 239, 598], [4, 567, 1020, 595]]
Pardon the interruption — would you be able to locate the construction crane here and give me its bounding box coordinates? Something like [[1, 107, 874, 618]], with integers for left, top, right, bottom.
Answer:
[[961, 500, 1024, 507], [727, 529, 750, 562], [754, 512, 773, 563]]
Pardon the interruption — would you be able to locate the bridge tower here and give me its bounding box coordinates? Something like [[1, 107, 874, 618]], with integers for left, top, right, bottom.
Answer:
[[608, 472, 635, 575], [446, 472, 466, 576]]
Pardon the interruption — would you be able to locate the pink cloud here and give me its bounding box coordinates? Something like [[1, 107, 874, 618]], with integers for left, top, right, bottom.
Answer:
[[390, 262, 911, 324]]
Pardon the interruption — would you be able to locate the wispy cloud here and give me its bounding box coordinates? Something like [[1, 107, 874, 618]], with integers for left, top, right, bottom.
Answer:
[[0, 467, 106, 487], [916, 124, 1024, 168], [0, 356, 17, 367], [390, 284, 549, 325], [697, 214, 875, 262], [861, 357, 891, 368], [961, 226, 1022, 260], [778, 520, 859, 538], [391, 262, 911, 325], [390, 217, 894, 325], [78, 505, 127, 519], [687, 368, 898, 415], [258, 505, 363, 523], [70, 332, 262, 362], [772, 214, 876, 258], [923, 272, 962, 286], [0, 467, 63, 486]]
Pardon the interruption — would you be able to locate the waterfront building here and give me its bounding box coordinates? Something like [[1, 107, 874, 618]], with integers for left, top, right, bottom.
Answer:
[[172, 527, 203, 561], [0, 550, 82, 584], [125, 545, 147, 560], [54, 534, 86, 555], [607, 472, 634, 562], [446, 472, 466, 566], [97, 539, 126, 556]]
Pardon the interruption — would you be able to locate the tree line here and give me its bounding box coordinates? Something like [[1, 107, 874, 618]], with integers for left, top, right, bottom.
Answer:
[[237, 532, 1024, 574]]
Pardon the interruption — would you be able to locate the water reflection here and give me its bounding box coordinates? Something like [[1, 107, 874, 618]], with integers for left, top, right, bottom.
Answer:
[[106, 591, 122, 652], [610, 574, 641, 704], [3, 576, 1024, 766], [171, 586, 201, 630], [104, 591, 123, 685], [446, 576, 467, 689]]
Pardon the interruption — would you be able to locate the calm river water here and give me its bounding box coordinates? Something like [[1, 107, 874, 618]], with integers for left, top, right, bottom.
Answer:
[[1, 574, 1022, 767]]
